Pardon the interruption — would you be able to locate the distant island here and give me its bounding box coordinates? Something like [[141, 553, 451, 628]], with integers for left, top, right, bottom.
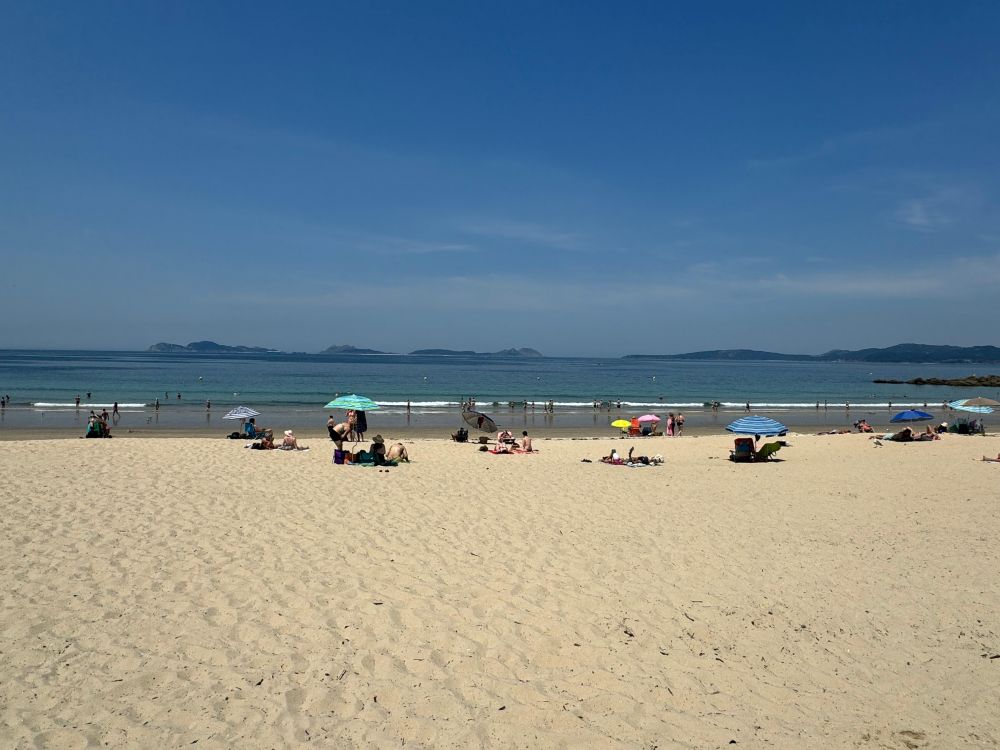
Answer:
[[320, 344, 389, 354], [873, 375, 1000, 387], [624, 343, 1000, 364], [148, 342, 543, 357], [409, 347, 544, 358], [148, 340, 279, 353]]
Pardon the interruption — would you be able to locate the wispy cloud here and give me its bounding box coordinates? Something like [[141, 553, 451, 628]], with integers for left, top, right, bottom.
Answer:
[[746, 121, 937, 170], [891, 186, 977, 232], [460, 220, 582, 250]]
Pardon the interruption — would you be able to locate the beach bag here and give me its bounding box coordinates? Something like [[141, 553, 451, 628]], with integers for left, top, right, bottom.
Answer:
[[333, 449, 346, 464], [228, 431, 241, 439]]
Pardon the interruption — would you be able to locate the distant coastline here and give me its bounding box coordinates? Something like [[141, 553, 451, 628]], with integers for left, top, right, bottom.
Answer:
[[147, 341, 545, 358], [624, 343, 1000, 365]]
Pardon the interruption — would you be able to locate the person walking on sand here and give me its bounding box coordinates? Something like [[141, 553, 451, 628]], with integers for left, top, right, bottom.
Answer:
[[666, 413, 675, 436], [745, 402, 750, 413], [155, 398, 160, 411], [75, 394, 81, 408], [113, 401, 119, 417]]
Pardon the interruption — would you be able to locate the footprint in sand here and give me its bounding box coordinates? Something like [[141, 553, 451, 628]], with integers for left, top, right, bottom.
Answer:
[[896, 729, 927, 749]]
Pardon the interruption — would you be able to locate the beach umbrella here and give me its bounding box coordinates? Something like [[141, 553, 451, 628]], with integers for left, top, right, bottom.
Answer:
[[324, 394, 380, 411], [462, 409, 497, 432], [957, 397, 1000, 407], [637, 414, 661, 422], [948, 399, 993, 414], [725, 415, 788, 436], [223, 405, 260, 430], [890, 409, 934, 423], [611, 419, 631, 429]]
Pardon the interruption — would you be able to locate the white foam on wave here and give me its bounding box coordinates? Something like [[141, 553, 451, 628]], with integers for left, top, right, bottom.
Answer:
[[32, 403, 148, 408]]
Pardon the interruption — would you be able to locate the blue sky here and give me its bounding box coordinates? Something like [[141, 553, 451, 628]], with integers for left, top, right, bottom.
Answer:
[[2, 1, 999, 356]]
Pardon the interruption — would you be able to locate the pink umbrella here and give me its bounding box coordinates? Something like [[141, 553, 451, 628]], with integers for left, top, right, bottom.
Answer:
[[637, 414, 661, 422]]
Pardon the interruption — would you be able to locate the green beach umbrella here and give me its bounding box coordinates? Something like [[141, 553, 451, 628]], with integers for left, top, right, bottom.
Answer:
[[324, 394, 380, 411]]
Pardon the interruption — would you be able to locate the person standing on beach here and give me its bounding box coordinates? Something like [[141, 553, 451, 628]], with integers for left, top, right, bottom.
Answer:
[[355, 410, 367, 441], [75, 394, 80, 408], [113, 401, 119, 417], [155, 398, 160, 411], [346, 409, 357, 440], [676, 412, 685, 436], [666, 413, 674, 436], [206, 400, 211, 411], [745, 402, 750, 413], [327, 414, 337, 440]]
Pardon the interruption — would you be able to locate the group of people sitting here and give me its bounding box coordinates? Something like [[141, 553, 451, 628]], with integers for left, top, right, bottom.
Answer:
[[342, 434, 409, 465], [494, 430, 532, 453], [248, 428, 308, 450], [85, 410, 112, 438]]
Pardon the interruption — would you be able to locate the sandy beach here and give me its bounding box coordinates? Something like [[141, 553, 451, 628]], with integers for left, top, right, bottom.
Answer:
[[2, 433, 999, 748]]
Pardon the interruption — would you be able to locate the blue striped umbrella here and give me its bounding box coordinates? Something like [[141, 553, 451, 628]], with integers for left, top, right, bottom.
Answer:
[[323, 394, 380, 411], [726, 415, 788, 436], [223, 405, 260, 421], [949, 399, 994, 414], [223, 405, 261, 430], [890, 409, 934, 423]]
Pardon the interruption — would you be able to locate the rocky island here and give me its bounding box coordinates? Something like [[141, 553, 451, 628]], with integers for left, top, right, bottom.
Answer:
[[872, 374, 1000, 387], [148, 340, 278, 353]]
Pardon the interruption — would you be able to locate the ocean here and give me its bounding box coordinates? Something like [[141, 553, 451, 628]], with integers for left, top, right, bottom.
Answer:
[[0, 350, 995, 434]]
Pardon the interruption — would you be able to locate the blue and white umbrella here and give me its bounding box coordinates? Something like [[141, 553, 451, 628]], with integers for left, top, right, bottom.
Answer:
[[223, 405, 260, 421], [890, 409, 934, 423], [726, 415, 788, 436], [949, 399, 994, 414], [223, 405, 261, 430], [323, 394, 380, 411]]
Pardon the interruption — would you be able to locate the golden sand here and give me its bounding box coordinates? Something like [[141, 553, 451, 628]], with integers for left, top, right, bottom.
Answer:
[[2, 433, 999, 748]]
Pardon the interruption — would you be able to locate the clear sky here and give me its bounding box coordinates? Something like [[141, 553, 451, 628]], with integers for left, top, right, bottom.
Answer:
[[2, 1, 999, 356]]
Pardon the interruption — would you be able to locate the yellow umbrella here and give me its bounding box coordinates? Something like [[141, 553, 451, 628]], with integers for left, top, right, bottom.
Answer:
[[611, 419, 631, 429]]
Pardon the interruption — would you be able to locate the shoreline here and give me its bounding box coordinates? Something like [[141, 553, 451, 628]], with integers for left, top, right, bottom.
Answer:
[[1, 403, 983, 441]]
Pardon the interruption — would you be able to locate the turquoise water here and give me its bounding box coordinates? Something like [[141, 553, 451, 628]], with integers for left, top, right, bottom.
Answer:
[[0, 350, 995, 433]]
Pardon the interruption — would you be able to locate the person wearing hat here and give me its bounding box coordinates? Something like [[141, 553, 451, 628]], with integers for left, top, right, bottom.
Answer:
[[369, 434, 389, 465], [281, 429, 306, 450]]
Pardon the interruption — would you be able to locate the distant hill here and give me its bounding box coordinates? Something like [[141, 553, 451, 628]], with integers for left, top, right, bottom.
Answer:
[[820, 343, 1000, 363], [320, 344, 389, 354], [624, 343, 1000, 364], [625, 349, 807, 362], [409, 347, 544, 358], [148, 340, 278, 353]]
